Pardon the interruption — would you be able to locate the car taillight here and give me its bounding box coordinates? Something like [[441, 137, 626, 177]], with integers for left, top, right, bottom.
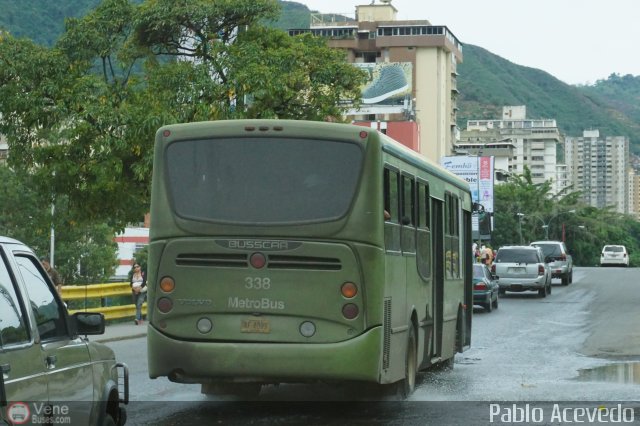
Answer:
[[474, 282, 487, 290], [491, 264, 496, 274], [560, 254, 566, 261], [538, 265, 545, 275]]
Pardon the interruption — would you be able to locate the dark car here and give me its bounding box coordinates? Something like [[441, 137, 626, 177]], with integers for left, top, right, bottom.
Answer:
[[473, 263, 499, 312]]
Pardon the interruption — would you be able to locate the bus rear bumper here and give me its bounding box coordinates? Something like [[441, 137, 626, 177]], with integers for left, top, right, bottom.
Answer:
[[147, 325, 383, 384]]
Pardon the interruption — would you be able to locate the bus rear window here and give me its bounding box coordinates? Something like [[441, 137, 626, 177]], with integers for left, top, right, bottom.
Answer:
[[165, 137, 363, 224]]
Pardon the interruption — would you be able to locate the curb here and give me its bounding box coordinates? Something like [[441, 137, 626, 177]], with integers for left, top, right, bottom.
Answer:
[[95, 333, 147, 344]]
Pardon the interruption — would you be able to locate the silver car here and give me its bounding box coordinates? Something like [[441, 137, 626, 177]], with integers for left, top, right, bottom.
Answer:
[[530, 241, 573, 285], [492, 245, 551, 297]]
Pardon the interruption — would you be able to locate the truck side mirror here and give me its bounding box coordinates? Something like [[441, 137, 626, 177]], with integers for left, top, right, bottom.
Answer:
[[0, 363, 9, 407], [72, 312, 106, 336]]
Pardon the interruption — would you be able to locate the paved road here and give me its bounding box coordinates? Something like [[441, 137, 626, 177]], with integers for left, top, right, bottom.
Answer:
[[103, 267, 640, 425]]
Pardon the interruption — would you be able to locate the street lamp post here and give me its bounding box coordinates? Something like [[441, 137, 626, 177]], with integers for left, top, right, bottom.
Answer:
[[528, 209, 576, 240], [516, 213, 524, 244]]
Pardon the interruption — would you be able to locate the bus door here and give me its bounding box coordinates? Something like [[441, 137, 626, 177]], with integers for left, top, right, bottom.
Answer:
[[415, 180, 433, 366], [431, 198, 444, 358]]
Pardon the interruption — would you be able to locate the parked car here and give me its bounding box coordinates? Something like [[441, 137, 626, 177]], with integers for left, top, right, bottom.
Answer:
[[600, 245, 629, 267], [0, 236, 128, 425], [530, 240, 573, 285], [473, 263, 499, 312], [492, 245, 551, 297]]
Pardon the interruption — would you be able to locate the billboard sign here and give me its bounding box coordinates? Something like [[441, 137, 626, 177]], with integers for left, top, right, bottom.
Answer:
[[346, 62, 413, 115], [441, 156, 495, 240]]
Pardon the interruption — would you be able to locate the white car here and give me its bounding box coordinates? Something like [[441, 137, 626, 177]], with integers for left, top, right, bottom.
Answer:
[[600, 245, 629, 267]]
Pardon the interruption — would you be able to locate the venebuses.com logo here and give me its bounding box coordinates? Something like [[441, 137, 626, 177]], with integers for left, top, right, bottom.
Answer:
[[6, 402, 30, 424], [6, 402, 72, 424]]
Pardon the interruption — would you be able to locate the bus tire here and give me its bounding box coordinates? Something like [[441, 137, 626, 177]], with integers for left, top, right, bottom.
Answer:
[[399, 325, 417, 399]]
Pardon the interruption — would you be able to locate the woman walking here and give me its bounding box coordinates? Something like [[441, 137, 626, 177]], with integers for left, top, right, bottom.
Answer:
[[130, 263, 147, 325]]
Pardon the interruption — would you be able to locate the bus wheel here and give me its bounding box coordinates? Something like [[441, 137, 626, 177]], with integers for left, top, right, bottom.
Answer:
[[399, 326, 417, 399]]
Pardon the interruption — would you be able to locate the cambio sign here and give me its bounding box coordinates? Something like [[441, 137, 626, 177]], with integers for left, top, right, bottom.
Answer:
[[441, 156, 495, 238]]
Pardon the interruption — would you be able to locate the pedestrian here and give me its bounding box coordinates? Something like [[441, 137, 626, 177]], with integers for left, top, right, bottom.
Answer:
[[483, 245, 494, 266], [41, 257, 63, 297], [130, 263, 147, 325]]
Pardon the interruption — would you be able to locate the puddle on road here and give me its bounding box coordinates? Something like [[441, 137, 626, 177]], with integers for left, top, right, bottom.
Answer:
[[576, 362, 640, 385]]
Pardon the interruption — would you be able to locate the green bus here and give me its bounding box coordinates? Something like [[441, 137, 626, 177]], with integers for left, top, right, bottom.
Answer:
[[147, 119, 473, 398]]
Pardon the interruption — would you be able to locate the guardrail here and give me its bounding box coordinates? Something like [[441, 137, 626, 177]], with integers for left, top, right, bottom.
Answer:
[[62, 282, 146, 321]]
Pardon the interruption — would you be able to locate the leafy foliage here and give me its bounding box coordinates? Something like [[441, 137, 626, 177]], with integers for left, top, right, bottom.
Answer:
[[0, 0, 103, 46], [0, 0, 365, 230], [0, 167, 118, 283], [492, 167, 640, 267], [3, 0, 639, 152]]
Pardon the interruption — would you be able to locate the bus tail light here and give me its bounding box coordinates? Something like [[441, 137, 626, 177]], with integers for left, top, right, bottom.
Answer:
[[342, 303, 359, 319], [157, 297, 173, 313], [341, 282, 357, 298], [160, 276, 175, 293]]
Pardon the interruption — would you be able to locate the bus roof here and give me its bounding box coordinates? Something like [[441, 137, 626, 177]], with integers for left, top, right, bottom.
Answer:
[[377, 131, 471, 193]]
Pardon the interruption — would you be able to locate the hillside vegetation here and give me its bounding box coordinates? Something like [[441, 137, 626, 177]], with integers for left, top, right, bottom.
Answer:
[[1, 0, 638, 152], [457, 45, 640, 152]]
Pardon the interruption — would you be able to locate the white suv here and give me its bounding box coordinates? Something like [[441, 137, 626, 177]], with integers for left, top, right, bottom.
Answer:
[[600, 245, 629, 267], [530, 241, 573, 285]]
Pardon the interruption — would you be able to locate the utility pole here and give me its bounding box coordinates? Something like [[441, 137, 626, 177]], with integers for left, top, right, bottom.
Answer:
[[517, 213, 524, 244]]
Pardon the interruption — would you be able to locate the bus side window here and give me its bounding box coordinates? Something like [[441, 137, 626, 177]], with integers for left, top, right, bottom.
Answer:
[[401, 175, 415, 227], [384, 168, 399, 223], [383, 167, 401, 252], [417, 181, 431, 279], [400, 174, 416, 254], [444, 193, 460, 279]]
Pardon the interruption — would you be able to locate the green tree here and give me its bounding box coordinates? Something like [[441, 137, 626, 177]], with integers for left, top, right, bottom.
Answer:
[[492, 167, 640, 267], [0, 0, 366, 230], [0, 167, 118, 283]]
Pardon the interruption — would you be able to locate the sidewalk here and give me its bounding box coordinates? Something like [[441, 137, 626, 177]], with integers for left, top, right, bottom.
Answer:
[[93, 320, 148, 343]]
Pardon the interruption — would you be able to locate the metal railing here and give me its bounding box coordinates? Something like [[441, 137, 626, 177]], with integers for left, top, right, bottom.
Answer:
[[62, 282, 146, 321]]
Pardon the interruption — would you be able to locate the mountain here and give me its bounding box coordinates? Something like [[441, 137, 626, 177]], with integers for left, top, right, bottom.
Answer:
[[1, 0, 638, 152], [0, 0, 103, 46], [457, 45, 640, 152]]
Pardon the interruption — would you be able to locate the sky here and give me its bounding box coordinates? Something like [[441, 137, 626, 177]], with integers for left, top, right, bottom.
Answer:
[[296, 0, 640, 85]]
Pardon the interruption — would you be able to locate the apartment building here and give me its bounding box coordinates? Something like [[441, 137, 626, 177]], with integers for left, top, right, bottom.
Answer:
[[456, 106, 566, 194], [565, 130, 630, 214], [0, 133, 7, 165], [289, 0, 462, 162], [629, 171, 640, 220]]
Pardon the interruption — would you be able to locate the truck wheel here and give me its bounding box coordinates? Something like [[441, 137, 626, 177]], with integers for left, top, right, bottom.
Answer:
[[101, 414, 116, 426]]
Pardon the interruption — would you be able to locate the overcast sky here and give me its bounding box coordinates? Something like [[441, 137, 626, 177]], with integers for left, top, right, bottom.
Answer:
[[296, 0, 640, 85]]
